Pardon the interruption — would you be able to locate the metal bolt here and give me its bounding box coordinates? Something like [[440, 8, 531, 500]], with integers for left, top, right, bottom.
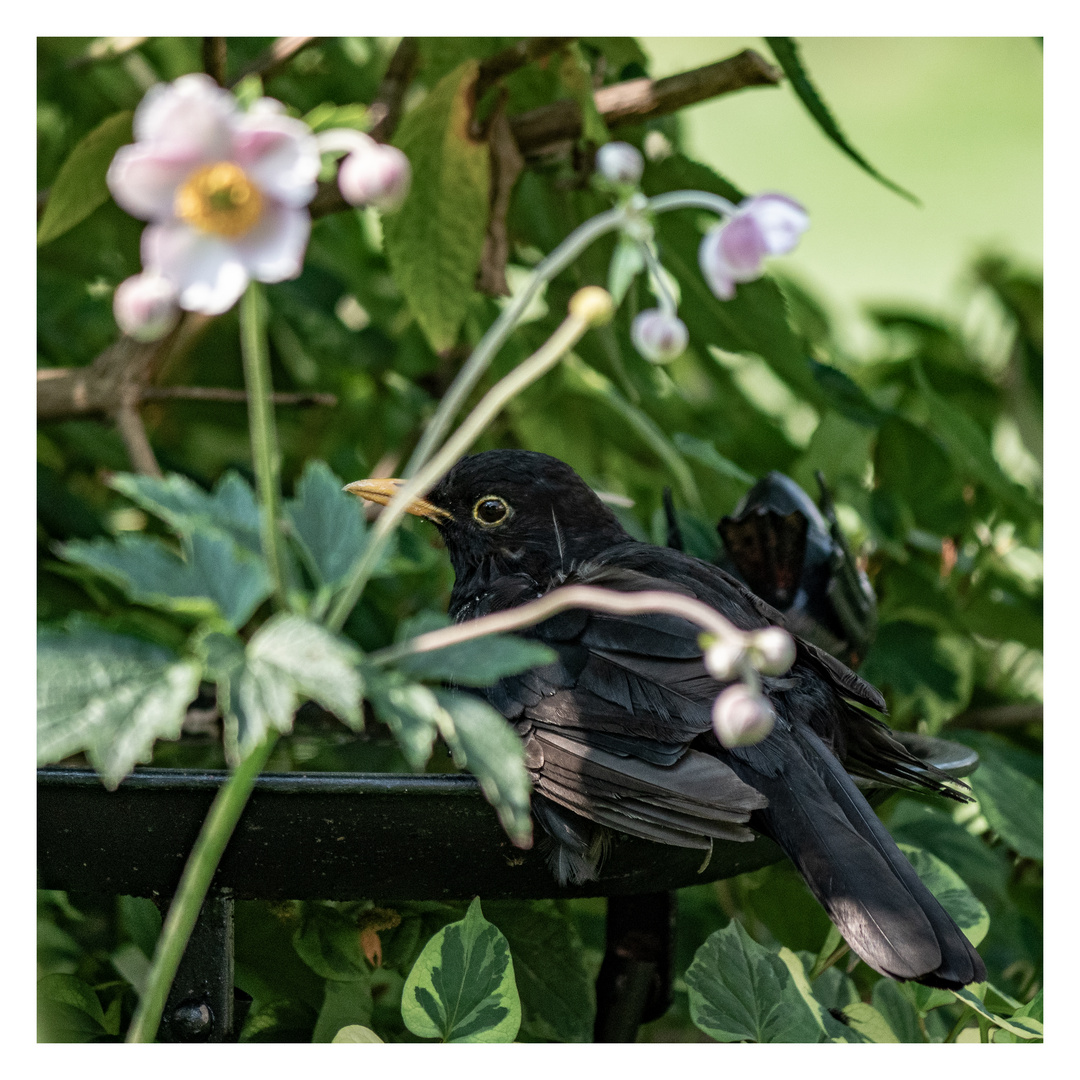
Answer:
[[170, 999, 214, 1041]]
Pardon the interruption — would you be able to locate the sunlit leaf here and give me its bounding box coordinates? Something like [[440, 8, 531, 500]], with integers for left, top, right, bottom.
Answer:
[[898, 844, 990, 947]]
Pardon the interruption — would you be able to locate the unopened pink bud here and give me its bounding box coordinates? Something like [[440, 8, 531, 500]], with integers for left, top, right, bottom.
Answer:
[[596, 141, 644, 185], [631, 309, 688, 364], [712, 684, 775, 748], [113, 273, 180, 342], [750, 627, 797, 675], [338, 144, 411, 212], [704, 638, 745, 681]]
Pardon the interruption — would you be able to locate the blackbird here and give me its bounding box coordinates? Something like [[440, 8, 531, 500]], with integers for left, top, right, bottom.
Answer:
[[347, 449, 985, 989]]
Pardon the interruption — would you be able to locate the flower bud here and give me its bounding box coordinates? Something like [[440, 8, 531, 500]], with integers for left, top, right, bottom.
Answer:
[[338, 143, 411, 212], [749, 627, 797, 676], [631, 309, 688, 364], [711, 684, 775, 748], [596, 141, 644, 185], [704, 638, 745, 681], [569, 286, 615, 327], [113, 273, 180, 342]]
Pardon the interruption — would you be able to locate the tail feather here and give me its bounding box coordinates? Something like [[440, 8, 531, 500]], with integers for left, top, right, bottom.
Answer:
[[731, 733, 985, 988]]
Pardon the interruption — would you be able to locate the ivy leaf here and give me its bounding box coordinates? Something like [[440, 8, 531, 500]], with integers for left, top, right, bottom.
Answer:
[[206, 614, 363, 761], [395, 635, 555, 687], [37, 973, 112, 1042], [37, 620, 201, 789], [401, 897, 521, 1043], [685, 920, 827, 1042], [284, 460, 366, 590], [110, 470, 262, 555], [61, 529, 272, 630], [764, 38, 918, 204], [38, 110, 133, 246], [433, 689, 533, 849], [898, 843, 990, 947], [384, 59, 491, 352]]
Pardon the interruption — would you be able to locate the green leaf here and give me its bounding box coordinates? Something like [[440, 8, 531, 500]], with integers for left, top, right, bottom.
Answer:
[[838, 1002, 898, 1043], [284, 460, 367, 590], [433, 690, 533, 848], [314, 979, 376, 1044], [110, 470, 262, 555], [37, 110, 134, 246], [808, 359, 888, 427], [872, 979, 922, 1043], [37, 621, 202, 788], [951, 986, 1043, 1040], [776, 947, 862, 1042], [764, 38, 918, 204], [607, 235, 646, 306], [384, 59, 491, 352], [293, 903, 371, 982], [396, 634, 555, 687], [672, 432, 756, 486], [485, 900, 595, 1042], [559, 43, 609, 144], [209, 614, 363, 760], [401, 897, 521, 1042], [898, 844, 990, 947], [331, 1024, 383, 1043], [957, 736, 1043, 860], [61, 529, 271, 630], [685, 920, 827, 1042], [37, 973, 111, 1042], [366, 673, 442, 770]]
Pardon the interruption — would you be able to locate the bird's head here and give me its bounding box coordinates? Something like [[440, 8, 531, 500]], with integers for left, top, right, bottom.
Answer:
[[345, 450, 629, 588]]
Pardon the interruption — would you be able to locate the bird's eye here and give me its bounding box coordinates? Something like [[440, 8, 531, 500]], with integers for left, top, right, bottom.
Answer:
[[473, 495, 510, 526]]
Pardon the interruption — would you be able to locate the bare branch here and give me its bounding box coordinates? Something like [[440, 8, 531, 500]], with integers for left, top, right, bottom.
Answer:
[[202, 37, 227, 87], [228, 37, 322, 89], [477, 97, 525, 297], [113, 394, 162, 478], [368, 37, 420, 142], [475, 37, 576, 101]]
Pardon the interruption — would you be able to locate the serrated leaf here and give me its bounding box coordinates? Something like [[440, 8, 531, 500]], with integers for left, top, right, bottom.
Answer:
[[898, 843, 990, 947], [37, 973, 111, 1043], [38, 110, 134, 246], [110, 470, 262, 555], [37, 621, 201, 789], [365, 673, 442, 770], [384, 59, 491, 352], [808, 359, 888, 427], [284, 460, 366, 590], [764, 38, 917, 204], [485, 900, 595, 1042], [215, 614, 363, 760], [685, 920, 826, 1043], [401, 898, 521, 1043], [433, 689, 533, 848], [61, 529, 271, 629], [396, 634, 555, 687]]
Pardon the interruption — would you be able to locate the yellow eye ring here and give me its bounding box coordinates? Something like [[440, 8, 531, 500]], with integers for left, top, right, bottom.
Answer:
[[472, 495, 511, 527]]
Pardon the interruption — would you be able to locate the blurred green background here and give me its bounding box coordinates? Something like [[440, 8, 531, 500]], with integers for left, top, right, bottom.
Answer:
[[643, 37, 1042, 353]]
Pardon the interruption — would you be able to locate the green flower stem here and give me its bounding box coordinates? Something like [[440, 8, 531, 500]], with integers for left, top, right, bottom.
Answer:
[[646, 189, 739, 218], [403, 206, 628, 477], [239, 283, 289, 610], [126, 731, 279, 1043], [638, 241, 678, 317], [327, 303, 601, 633]]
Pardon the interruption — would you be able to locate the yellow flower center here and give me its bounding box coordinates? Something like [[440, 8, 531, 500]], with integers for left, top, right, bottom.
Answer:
[[175, 162, 263, 238]]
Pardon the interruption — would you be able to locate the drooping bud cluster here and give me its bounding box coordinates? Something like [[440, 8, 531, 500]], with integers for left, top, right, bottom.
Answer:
[[631, 309, 688, 364], [748, 627, 797, 676], [711, 683, 776, 748]]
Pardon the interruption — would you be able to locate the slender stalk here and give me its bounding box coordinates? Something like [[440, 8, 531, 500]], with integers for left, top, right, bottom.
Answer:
[[239, 284, 289, 609], [126, 732, 279, 1042], [646, 189, 739, 218], [404, 207, 627, 476], [639, 241, 678, 317], [327, 302, 602, 633]]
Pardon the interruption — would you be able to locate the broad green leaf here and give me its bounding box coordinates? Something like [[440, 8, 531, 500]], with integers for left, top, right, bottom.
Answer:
[[992, 988, 1043, 1043], [293, 904, 371, 982], [898, 844, 990, 947], [872, 979, 922, 1043], [862, 621, 961, 701], [776, 947, 861, 1042], [433, 690, 533, 848], [808, 359, 888, 427], [366, 673, 442, 770], [37, 973, 111, 1042], [956, 737, 1043, 860], [951, 986, 1043, 1040], [485, 900, 595, 1042], [685, 920, 826, 1042], [396, 634, 555, 687], [314, 981, 375, 1042], [37, 621, 201, 788], [673, 432, 756, 486], [61, 529, 271, 630], [210, 614, 362, 760], [285, 460, 366, 589], [401, 898, 521, 1043], [332, 1024, 383, 1043], [839, 1002, 898, 1043], [384, 60, 491, 352], [37, 110, 133, 246], [764, 38, 917, 204], [110, 470, 262, 555]]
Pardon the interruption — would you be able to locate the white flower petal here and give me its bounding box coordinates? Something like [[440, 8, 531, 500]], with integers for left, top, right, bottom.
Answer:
[[233, 115, 320, 208], [742, 193, 810, 255], [142, 222, 249, 315], [234, 202, 311, 283], [134, 73, 235, 158], [107, 143, 204, 220]]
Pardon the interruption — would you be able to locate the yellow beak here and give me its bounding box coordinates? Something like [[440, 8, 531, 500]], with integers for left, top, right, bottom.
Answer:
[[343, 477, 452, 523]]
